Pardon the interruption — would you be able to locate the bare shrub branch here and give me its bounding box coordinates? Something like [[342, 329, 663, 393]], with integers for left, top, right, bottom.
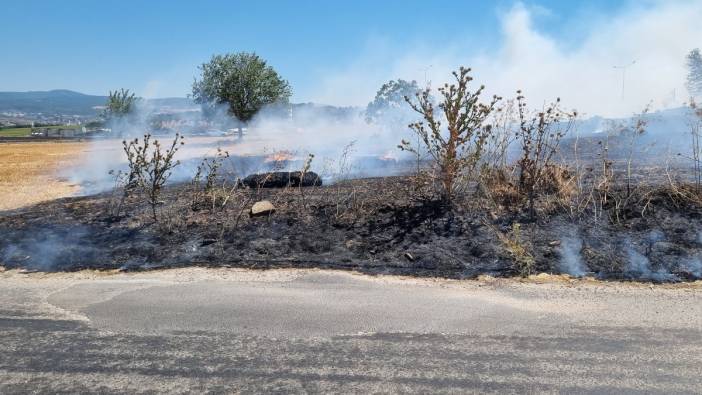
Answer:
[[123, 133, 184, 224], [515, 93, 576, 217], [401, 66, 501, 201]]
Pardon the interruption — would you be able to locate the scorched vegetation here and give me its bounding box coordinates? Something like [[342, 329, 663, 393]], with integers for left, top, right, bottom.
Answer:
[[3, 67, 702, 283]]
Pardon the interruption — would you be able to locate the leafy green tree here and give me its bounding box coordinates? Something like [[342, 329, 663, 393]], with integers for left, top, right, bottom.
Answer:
[[104, 89, 138, 118], [191, 52, 292, 131], [365, 79, 421, 124], [687, 49, 702, 98]]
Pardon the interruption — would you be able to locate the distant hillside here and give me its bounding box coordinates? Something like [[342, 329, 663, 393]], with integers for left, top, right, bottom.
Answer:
[[0, 90, 107, 116], [0, 90, 196, 116]]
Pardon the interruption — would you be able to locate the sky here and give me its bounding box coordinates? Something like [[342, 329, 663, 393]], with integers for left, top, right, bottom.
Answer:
[[1, 0, 700, 116]]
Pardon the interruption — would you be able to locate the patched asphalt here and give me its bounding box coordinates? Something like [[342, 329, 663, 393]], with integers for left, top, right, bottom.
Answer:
[[1, 269, 701, 393]]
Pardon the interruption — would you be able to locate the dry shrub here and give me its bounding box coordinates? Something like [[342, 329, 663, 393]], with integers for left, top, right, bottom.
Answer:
[[323, 141, 376, 222], [191, 147, 231, 211], [401, 66, 501, 202], [407, 168, 439, 202], [660, 172, 702, 210], [475, 93, 577, 218], [480, 166, 521, 208], [541, 164, 578, 204], [494, 223, 535, 276], [116, 133, 184, 224], [296, 153, 315, 210], [516, 93, 576, 217], [481, 164, 575, 216], [484, 99, 518, 169]]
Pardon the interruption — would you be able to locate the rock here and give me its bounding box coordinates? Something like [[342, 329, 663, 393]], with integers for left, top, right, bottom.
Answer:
[[242, 171, 322, 189], [250, 200, 276, 217]]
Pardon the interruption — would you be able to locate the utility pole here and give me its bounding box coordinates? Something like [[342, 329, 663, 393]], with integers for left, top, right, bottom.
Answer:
[[613, 60, 636, 100]]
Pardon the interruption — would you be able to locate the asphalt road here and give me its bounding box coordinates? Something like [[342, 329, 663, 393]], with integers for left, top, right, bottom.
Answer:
[[1, 268, 701, 394]]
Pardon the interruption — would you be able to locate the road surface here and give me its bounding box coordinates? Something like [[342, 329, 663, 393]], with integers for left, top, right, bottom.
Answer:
[[0, 268, 701, 394]]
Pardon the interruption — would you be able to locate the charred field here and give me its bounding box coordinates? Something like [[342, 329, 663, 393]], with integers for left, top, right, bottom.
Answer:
[[2, 167, 702, 283]]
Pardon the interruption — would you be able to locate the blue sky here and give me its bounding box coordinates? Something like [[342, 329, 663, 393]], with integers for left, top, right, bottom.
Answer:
[[1, 0, 628, 102]]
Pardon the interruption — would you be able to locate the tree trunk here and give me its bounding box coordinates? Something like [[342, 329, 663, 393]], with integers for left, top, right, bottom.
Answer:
[[238, 121, 246, 140]]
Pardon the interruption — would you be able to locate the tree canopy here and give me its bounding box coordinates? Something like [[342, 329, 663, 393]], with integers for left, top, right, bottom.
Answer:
[[191, 52, 292, 123], [104, 88, 138, 118], [365, 79, 421, 124], [687, 49, 702, 98]]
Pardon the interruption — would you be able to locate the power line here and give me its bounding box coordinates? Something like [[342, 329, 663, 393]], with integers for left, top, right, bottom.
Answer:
[[613, 60, 637, 100]]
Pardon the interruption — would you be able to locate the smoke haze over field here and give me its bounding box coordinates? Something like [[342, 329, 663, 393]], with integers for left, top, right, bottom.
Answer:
[[12, 1, 702, 199], [4, 1, 700, 119], [61, 99, 415, 194], [312, 1, 702, 118]]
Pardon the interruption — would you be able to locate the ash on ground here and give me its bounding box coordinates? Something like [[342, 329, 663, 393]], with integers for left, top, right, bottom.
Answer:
[[1, 176, 701, 282]]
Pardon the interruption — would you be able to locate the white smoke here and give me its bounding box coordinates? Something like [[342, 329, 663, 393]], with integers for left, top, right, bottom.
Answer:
[[558, 235, 588, 277], [681, 257, 702, 278], [59, 0, 702, 193], [311, 1, 702, 117], [248, 104, 417, 176], [625, 242, 677, 282], [60, 100, 242, 193], [1, 226, 96, 271], [60, 96, 418, 194]]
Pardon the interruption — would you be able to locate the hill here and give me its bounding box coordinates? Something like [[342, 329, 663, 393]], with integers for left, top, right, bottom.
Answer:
[[0, 90, 107, 116], [0, 90, 197, 116]]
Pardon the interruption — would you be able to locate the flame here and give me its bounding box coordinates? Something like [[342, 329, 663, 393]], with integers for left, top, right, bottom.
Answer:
[[379, 151, 397, 161], [265, 150, 295, 163]]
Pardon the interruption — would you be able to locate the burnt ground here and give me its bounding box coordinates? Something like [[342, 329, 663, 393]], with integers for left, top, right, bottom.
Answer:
[[1, 175, 702, 282]]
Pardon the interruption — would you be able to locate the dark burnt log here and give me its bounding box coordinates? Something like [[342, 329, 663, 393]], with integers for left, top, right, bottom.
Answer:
[[242, 171, 322, 188]]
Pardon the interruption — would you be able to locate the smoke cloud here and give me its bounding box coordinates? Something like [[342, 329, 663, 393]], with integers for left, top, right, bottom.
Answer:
[[558, 235, 588, 278], [625, 242, 678, 282], [311, 1, 702, 118], [60, 97, 417, 194], [60, 2, 702, 195], [1, 226, 97, 271]]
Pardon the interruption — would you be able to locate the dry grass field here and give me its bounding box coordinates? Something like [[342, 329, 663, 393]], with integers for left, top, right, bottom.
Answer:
[[0, 136, 278, 212], [0, 141, 88, 211]]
